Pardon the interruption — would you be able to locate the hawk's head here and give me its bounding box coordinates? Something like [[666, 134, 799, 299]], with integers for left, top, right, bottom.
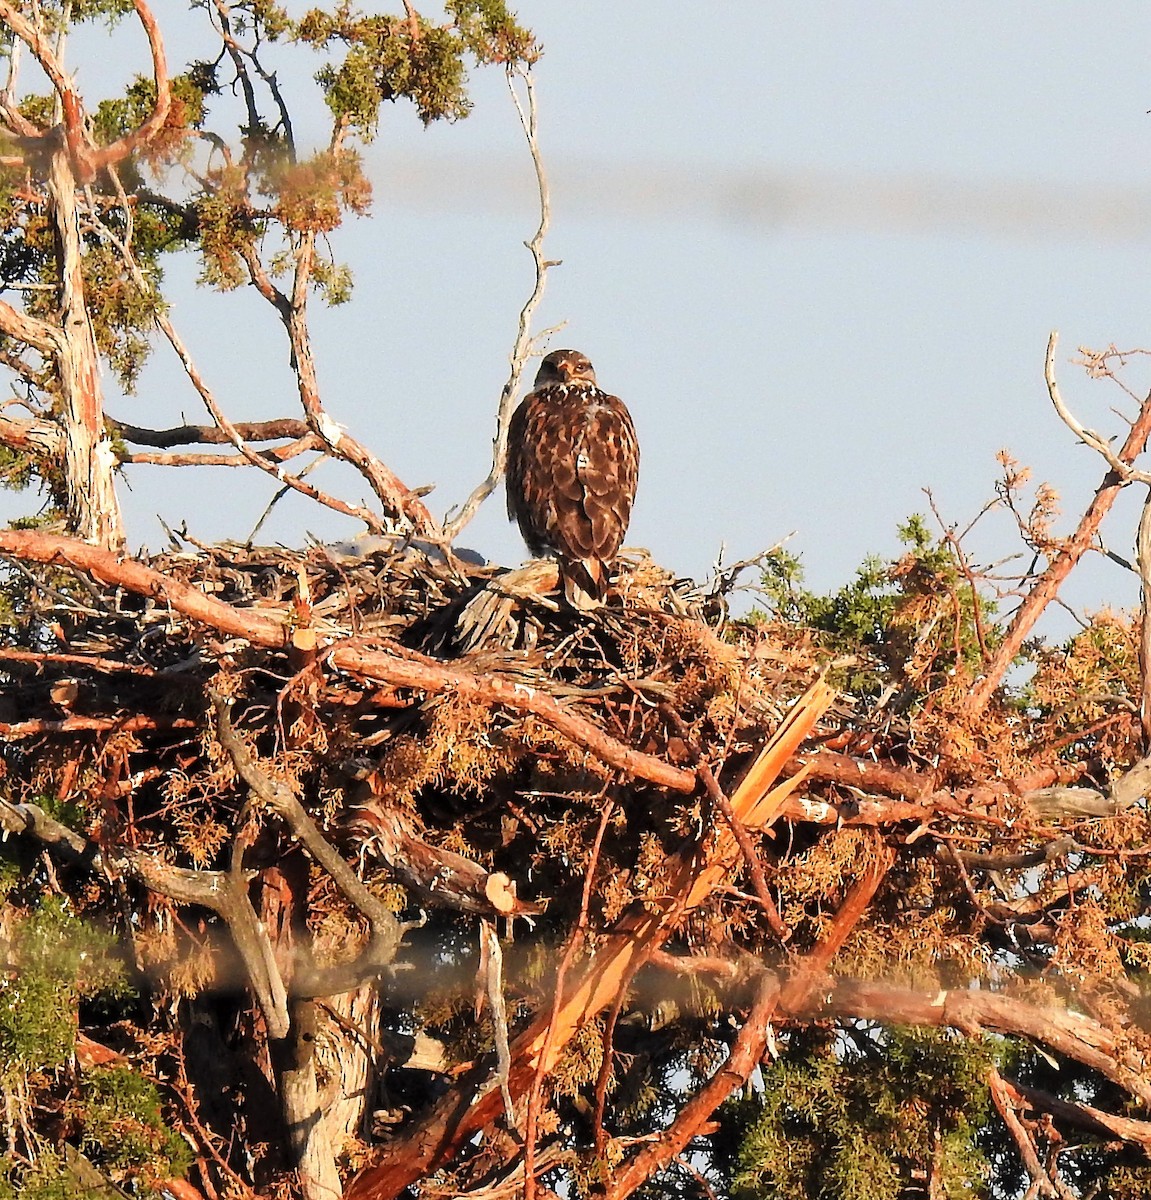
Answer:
[[533, 349, 597, 389]]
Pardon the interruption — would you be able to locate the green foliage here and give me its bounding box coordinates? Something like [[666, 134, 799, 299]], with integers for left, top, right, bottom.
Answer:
[[0, 897, 186, 1194], [76, 1065, 193, 1179], [447, 0, 538, 63], [724, 1028, 997, 1200], [0, 897, 126, 1077], [299, 3, 537, 132], [757, 515, 995, 698], [0, 1152, 82, 1200]]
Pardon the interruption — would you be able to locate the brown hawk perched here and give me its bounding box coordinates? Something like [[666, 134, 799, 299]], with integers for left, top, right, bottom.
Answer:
[[506, 349, 639, 609]]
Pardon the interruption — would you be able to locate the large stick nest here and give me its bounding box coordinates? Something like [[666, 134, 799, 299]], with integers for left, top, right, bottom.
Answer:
[[0, 537, 829, 967]]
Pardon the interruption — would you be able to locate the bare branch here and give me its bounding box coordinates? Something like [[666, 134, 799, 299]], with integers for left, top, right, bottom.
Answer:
[[109, 416, 310, 448], [90, 179, 388, 531], [442, 64, 555, 543], [966, 332, 1151, 714], [604, 973, 781, 1200], [1046, 331, 1151, 484], [238, 236, 436, 534]]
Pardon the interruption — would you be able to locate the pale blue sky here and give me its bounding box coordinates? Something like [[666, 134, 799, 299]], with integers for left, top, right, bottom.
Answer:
[[49, 4, 1151, 617]]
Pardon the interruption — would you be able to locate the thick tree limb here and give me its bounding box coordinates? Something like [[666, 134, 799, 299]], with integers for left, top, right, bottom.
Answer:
[[350, 788, 544, 917], [810, 978, 1151, 1106], [335, 641, 697, 794], [109, 416, 310, 448], [0, 529, 289, 643]]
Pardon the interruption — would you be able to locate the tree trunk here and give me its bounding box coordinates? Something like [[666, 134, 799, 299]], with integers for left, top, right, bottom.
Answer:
[[48, 140, 124, 549]]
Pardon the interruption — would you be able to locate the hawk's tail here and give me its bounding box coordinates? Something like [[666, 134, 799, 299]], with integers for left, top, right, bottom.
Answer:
[[561, 557, 609, 610]]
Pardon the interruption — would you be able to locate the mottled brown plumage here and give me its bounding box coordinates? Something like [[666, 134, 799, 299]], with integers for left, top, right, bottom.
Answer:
[[506, 350, 639, 609]]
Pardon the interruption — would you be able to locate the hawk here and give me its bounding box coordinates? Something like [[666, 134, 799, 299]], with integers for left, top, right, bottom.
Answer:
[[506, 349, 639, 609]]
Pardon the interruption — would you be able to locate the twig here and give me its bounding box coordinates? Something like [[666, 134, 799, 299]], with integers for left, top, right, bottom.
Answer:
[[443, 64, 555, 543]]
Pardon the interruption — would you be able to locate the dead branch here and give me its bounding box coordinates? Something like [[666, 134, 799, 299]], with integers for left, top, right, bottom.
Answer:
[[0, 796, 290, 1037], [0, 1, 172, 180], [118, 445, 320, 468], [646, 949, 744, 981], [0, 529, 289, 643], [110, 416, 310, 448], [212, 693, 404, 956], [444, 64, 554, 542], [0, 411, 61, 456], [333, 641, 698, 794], [0, 646, 157, 675], [1007, 1078, 1151, 1150], [778, 840, 893, 1012], [90, 173, 389, 533], [351, 788, 544, 918], [940, 836, 1080, 873], [967, 332, 1151, 713], [89, 1, 172, 174], [527, 796, 615, 1199], [1022, 750, 1151, 819], [1138, 489, 1151, 748], [0, 713, 194, 740], [785, 746, 935, 801], [237, 236, 436, 535]]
